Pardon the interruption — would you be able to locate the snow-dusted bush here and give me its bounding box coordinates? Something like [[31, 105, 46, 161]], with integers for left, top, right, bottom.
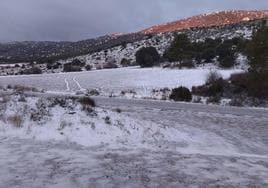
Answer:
[[120, 58, 132, 67], [7, 115, 23, 128], [193, 79, 225, 97], [30, 99, 52, 123], [103, 62, 118, 69], [207, 95, 221, 104], [71, 59, 85, 67], [206, 71, 222, 84], [86, 89, 100, 96], [15, 85, 39, 93], [48, 97, 69, 108], [114, 108, 122, 113], [78, 97, 95, 107], [78, 97, 96, 113], [231, 71, 268, 99], [104, 116, 111, 124], [169, 87, 192, 102], [85, 64, 92, 71], [63, 64, 82, 72], [21, 67, 42, 75]]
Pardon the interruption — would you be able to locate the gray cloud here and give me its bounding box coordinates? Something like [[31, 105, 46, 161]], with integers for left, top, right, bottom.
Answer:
[[0, 0, 267, 42]]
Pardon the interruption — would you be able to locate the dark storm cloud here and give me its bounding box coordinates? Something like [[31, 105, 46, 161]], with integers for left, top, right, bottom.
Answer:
[[0, 0, 267, 42]]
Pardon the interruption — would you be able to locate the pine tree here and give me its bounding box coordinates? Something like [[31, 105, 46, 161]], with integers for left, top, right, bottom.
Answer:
[[247, 25, 268, 72], [163, 34, 193, 62]]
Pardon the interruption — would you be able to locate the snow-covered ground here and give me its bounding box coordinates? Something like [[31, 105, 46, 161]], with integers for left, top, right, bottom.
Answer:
[[0, 94, 172, 148], [0, 67, 243, 99], [0, 94, 267, 187]]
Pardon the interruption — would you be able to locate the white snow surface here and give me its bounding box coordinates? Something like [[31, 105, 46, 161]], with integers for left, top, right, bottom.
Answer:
[[0, 67, 243, 99], [0, 94, 267, 187], [0, 95, 239, 153]]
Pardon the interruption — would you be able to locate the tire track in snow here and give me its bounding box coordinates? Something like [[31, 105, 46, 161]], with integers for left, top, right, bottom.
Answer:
[[73, 76, 86, 91], [64, 78, 70, 91]]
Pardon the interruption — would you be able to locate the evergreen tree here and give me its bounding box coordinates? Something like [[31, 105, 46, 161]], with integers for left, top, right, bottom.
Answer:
[[247, 25, 268, 72], [163, 34, 193, 62], [217, 41, 236, 68]]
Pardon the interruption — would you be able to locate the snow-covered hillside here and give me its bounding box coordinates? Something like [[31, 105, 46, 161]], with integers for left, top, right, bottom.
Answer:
[[0, 19, 261, 76], [61, 21, 256, 69], [0, 94, 161, 148]]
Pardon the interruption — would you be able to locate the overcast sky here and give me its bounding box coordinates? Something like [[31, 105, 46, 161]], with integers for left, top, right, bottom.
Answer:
[[0, 0, 267, 42]]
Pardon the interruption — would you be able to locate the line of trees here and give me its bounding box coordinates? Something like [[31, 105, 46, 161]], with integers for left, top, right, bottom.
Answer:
[[163, 34, 248, 68], [135, 33, 248, 68]]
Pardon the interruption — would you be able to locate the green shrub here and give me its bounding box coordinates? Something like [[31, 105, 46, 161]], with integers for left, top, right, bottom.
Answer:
[[120, 58, 132, 67], [201, 48, 217, 63], [164, 34, 193, 62], [246, 25, 268, 72], [178, 60, 195, 68], [198, 38, 221, 63], [85, 64, 92, 71], [47, 62, 61, 70], [207, 81, 224, 96], [135, 47, 160, 67], [78, 97, 95, 107], [103, 62, 118, 69], [217, 41, 236, 68], [218, 54, 236, 68], [231, 71, 268, 99], [169, 87, 192, 102], [71, 59, 85, 67], [22, 67, 42, 75], [192, 78, 225, 97], [206, 71, 222, 84], [246, 71, 268, 99], [207, 95, 221, 104], [63, 63, 82, 72], [224, 26, 268, 99], [230, 73, 249, 89]]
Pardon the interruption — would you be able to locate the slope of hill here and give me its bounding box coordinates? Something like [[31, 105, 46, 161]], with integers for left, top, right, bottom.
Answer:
[[64, 19, 259, 70], [142, 10, 268, 34], [0, 33, 145, 63]]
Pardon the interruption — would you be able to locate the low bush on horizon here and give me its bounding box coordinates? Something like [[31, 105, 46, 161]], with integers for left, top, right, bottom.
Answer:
[[206, 71, 222, 84], [169, 86, 192, 102], [21, 66, 42, 75], [78, 97, 96, 113], [63, 63, 82, 72]]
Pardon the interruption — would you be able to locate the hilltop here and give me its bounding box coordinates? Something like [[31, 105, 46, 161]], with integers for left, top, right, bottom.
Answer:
[[142, 10, 268, 34]]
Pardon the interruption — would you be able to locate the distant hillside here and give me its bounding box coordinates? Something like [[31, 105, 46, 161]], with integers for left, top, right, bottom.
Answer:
[[0, 33, 145, 64], [142, 10, 268, 34]]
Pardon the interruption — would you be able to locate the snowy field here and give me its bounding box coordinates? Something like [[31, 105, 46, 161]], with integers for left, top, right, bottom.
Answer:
[[1, 67, 267, 188], [0, 67, 243, 97], [0, 94, 267, 187]]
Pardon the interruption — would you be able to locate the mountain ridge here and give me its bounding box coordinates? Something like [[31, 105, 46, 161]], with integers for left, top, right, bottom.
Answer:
[[141, 10, 268, 34]]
